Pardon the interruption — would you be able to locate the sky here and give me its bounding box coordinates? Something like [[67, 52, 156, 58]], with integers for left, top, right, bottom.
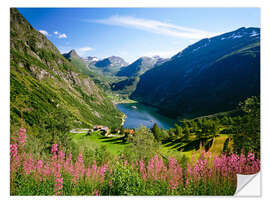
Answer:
[[17, 8, 260, 63]]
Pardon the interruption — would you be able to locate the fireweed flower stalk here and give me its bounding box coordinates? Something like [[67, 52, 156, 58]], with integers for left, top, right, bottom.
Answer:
[[10, 128, 27, 174], [138, 155, 183, 189], [23, 154, 35, 175], [99, 164, 108, 183], [51, 144, 58, 158], [139, 160, 147, 180], [54, 175, 63, 195], [10, 144, 19, 172], [64, 153, 74, 175], [18, 128, 26, 147], [140, 155, 167, 181], [168, 157, 183, 190], [86, 160, 97, 180], [73, 153, 85, 181]]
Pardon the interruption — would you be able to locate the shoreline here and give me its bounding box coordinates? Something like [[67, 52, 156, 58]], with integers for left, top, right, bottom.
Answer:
[[113, 100, 138, 105]]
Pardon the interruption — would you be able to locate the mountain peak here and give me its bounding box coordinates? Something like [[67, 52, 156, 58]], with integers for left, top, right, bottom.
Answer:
[[63, 49, 80, 60], [152, 55, 161, 59], [84, 56, 99, 63], [95, 56, 128, 68], [69, 49, 80, 57], [236, 27, 246, 31], [116, 56, 160, 77], [69, 49, 77, 54]]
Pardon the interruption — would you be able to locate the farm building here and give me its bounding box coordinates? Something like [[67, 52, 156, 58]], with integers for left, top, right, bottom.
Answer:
[[93, 125, 109, 135]]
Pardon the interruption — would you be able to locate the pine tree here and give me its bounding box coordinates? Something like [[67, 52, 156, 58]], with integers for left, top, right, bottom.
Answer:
[[175, 124, 183, 138], [151, 123, 161, 142]]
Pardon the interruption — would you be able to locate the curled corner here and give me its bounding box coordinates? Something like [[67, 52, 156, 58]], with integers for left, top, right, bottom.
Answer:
[[234, 172, 261, 196]]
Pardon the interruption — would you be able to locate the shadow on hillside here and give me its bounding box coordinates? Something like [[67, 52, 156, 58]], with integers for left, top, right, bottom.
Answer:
[[162, 137, 205, 152], [98, 136, 128, 145]]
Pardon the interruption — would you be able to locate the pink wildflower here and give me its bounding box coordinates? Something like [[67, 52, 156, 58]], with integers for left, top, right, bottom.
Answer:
[[42, 163, 51, 177], [36, 160, 43, 172], [99, 164, 108, 183], [23, 155, 34, 175], [58, 150, 65, 164], [51, 144, 58, 154], [10, 144, 18, 158], [93, 189, 99, 196], [54, 175, 63, 195], [139, 160, 147, 180], [124, 160, 128, 166], [73, 153, 85, 181], [18, 128, 26, 147]]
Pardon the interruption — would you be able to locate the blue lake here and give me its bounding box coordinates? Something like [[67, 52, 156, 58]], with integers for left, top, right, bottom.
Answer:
[[116, 103, 176, 129]]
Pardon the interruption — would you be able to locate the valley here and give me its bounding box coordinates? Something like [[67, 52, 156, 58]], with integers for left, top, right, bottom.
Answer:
[[10, 8, 260, 196]]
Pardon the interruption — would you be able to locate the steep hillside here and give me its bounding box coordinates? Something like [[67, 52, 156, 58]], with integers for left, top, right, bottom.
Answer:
[[110, 77, 140, 95], [10, 8, 123, 134], [63, 50, 122, 92], [131, 27, 260, 118], [63, 49, 91, 76]]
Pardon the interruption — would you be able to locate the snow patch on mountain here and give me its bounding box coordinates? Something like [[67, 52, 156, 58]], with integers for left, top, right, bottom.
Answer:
[[250, 30, 259, 37], [232, 35, 243, 39]]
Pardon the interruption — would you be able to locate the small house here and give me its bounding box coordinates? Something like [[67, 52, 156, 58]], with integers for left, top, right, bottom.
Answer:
[[93, 125, 109, 135]]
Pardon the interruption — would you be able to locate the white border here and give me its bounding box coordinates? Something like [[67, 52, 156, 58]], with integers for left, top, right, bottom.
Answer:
[[1, 0, 270, 202], [4, 0, 269, 8]]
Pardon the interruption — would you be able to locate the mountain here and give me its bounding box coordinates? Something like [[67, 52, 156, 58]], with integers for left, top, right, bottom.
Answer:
[[116, 56, 162, 77], [10, 8, 123, 134], [91, 56, 128, 75], [63, 50, 124, 93], [83, 56, 99, 65], [64, 51, 128, 76], [63, 49, 81, 60], [63, 49, 93, 76], [111, 56, 166, 95], [152, 55, 169, 66], [131, 27, 260, 118]]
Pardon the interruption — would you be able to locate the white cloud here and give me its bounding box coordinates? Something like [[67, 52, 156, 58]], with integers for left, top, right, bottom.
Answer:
[[76, 47, 94, 56], [54, 31, 67, 39], [39, 30, 49, 36], [58, 33, 67, 39], [90, 16, 218, 39]]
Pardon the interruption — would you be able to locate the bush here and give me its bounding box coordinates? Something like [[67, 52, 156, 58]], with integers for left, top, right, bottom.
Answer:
[[123, 126, 160, 162], [108, 161, 144, 195]]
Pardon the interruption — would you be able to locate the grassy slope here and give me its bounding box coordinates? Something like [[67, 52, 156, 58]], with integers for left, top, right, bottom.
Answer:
[[161, 135, 230, 158], [71, 132, 130, 155], [70, 130, 230, 159]]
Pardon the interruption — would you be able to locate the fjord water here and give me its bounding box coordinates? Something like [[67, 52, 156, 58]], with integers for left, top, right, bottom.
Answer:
[[116, 103, 176, 129]]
